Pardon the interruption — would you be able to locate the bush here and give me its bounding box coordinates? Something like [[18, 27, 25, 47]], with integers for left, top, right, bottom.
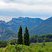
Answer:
[[0, 41, 7, 48], [9, 39, 17, 45]]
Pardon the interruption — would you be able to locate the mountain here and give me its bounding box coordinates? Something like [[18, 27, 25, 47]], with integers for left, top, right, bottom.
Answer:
[[0, 21, 17, 40], [0, 17, 43, 40], [7, 17, 43, 33], [0, 17, 52, 40], [30, 17, 52, 35]]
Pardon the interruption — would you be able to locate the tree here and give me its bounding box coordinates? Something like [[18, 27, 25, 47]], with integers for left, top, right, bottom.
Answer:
[[24, 27, 30, 46], [18, 26, 23, 44]]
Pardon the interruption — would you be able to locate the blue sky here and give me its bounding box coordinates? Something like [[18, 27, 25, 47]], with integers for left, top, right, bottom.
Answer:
[[0, 0, 52, 22]]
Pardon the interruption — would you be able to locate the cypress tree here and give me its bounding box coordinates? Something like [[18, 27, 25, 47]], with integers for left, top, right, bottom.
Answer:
[[18, 26, 23, 44], [24, 27, 30, 46]]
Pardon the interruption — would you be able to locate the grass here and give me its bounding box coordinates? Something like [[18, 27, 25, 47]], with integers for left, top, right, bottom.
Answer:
[[0, 42, 52, 52]]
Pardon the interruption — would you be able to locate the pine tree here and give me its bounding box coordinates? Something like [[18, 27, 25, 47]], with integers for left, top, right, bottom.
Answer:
[[24, 27, 30, 46], [18, 26, 23, 44]]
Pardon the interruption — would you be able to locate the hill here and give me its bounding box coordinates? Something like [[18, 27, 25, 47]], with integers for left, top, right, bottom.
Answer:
[[7, 17, 43, 33], [30, 17, 52, 35], [0, 21, 17, 40], [0, 17, 52, 40]]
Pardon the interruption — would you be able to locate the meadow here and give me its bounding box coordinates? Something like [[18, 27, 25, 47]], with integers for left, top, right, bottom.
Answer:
[[0, 42, 52, 52]]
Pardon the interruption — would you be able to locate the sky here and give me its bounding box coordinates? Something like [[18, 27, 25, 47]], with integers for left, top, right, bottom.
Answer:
[[0, 0, 52, 22]]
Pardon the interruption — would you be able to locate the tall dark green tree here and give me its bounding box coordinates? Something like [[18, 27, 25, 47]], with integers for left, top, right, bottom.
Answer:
[[24, 27, 30, 46], [18, 26, 23, 44]]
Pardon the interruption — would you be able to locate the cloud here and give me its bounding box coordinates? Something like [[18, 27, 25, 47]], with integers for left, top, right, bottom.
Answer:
[[0, 0, 52, 22], [0, 16, 12, 22], [1, 0, 52, 5], [0, 1, 52, 12]]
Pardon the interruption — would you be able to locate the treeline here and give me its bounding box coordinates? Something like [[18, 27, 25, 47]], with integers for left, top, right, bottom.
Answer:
[[0, 26, 52, 48], [30, 34, 52, 43], [0, 26, 30, 47]]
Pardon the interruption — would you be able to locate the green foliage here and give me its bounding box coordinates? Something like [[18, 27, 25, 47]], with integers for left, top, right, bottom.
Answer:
[[30, 34, 52, 43], [4, 45, 15, 52], [18, 26, 23, 44], [15, 45, 31, 52], [0, 42, 52, 52], [24, 27, 30, 46], [9, 39, 17, 45], [0, 41, 8, 48]]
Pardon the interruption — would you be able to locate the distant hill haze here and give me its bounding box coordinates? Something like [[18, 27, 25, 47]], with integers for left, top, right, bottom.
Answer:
[[30, 17, 52, 35], [0, 17, 52, 40], [7, 17, 43, 32]]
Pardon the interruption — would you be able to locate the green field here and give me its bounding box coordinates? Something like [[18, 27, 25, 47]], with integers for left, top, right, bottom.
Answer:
[[0, 42, 52, 52]]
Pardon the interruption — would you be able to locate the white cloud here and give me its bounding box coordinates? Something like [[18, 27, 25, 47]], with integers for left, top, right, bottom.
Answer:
[[0, 16, 12, 22], [0, 16, 49, 22], [0, 0, 52, 22], [0, 1, 52, 12], [0, 0, 52, 12]]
